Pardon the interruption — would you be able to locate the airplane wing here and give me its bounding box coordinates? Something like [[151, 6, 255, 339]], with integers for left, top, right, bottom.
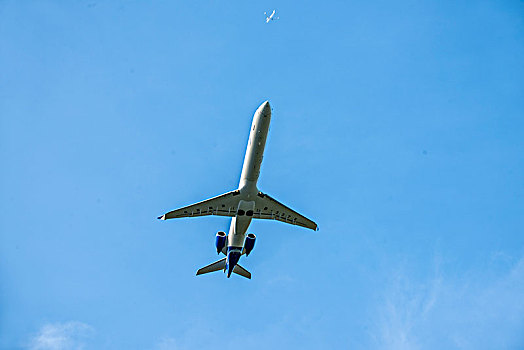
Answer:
[[158, 190, 241, 220], [253, 192, 318, 231]]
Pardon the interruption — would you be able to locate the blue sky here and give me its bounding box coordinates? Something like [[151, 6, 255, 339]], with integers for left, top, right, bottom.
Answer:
[[1, 1, 523, 349]]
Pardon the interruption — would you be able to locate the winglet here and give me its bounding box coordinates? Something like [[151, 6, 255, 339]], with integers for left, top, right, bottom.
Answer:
[[157, 214, 166, 220]]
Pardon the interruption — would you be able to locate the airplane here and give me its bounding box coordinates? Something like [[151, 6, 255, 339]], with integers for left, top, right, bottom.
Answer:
[[264, 10, 279, 23], [157, 101, 318, 279]]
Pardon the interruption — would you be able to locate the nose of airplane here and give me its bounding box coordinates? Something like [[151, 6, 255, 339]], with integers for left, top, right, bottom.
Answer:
[[258, 100, 271, 116]]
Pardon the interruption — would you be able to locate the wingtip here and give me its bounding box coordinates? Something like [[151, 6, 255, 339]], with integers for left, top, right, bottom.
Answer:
[[157, 214, 166, 220]]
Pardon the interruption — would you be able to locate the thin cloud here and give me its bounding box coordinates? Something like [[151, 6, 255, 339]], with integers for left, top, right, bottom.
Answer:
[[374, 266, 442, 350], [28, 321, 94, 350], [373, 255, 524, 350], [155, 337, 178, 350]]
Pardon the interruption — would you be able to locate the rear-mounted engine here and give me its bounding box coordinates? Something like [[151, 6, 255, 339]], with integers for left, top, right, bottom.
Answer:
[[244, 233, 256, 256], [215, 231, 227, 254]]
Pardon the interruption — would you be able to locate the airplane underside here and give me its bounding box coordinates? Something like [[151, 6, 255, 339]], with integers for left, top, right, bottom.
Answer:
[[157, 101, 317, 279]]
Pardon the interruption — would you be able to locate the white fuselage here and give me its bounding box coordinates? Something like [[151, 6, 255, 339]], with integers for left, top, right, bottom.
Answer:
[[227, 101, 271, 250]]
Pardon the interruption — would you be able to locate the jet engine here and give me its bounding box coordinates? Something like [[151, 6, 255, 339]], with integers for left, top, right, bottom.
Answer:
[[244, 233, 256, 256], [215, 231, 227, 254]]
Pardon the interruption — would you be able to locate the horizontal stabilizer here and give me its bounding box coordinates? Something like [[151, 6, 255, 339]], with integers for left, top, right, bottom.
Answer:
[[233, 264, 251, 279], [196, 258, 226, 276], [196, 259, 251, 279]]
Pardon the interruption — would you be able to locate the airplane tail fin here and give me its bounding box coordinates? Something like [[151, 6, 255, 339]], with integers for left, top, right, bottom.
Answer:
[[196, 258, 251, 279]]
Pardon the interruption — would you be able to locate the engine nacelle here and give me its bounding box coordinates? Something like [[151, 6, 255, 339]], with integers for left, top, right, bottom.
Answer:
[[244, 233, 256, 257], [215, 231, 227, 254]]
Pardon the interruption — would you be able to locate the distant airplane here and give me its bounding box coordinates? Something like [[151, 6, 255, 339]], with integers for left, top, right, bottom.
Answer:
[[265, 10, 279, 23], [158, 101, 318, 279]]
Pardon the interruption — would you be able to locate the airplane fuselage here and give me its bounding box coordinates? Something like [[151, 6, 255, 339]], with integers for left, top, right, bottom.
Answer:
[[225, 101, 271, 276]]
